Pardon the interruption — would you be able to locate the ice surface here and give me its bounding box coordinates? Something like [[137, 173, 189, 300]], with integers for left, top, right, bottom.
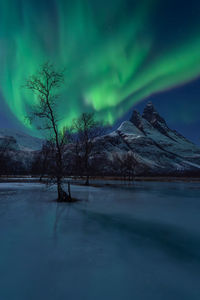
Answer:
[[0, 181, 200, 300]]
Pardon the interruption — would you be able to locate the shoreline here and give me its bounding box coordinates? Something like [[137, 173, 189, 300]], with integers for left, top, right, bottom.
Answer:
[[1, 176, 200, 184]]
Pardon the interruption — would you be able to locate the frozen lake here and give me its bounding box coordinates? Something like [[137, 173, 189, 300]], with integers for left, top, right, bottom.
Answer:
[[0, 181, 200, 300]]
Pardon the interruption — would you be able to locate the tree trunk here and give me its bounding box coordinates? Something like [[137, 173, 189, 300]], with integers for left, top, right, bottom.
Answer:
[[85, 174, 89, 186], [68, 181, 71, 199], [57, 179, 71, 202]]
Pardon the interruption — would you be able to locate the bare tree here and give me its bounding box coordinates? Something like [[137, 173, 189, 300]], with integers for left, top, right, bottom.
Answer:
[[111, 151, 138, 180], [123, 152, 138, 180], [0, 141, 8, 176], [31, 140, 54, 180], [24, 62, 73, 202], [0, 137, 13, 176], [111, 153, 124, 178], [72, 113, 104, 185]]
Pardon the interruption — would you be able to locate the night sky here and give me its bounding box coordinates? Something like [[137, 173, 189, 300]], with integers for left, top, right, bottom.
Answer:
[[0, 0, 200, 143]]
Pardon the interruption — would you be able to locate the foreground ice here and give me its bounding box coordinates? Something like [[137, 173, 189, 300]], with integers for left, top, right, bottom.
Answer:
[[0, 181, 200, 300]]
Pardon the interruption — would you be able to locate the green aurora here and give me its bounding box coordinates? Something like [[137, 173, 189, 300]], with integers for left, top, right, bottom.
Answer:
[[0, 0, 200, 134]]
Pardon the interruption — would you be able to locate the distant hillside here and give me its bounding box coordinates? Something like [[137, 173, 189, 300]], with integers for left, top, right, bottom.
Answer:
[[1, 103, 200, 176], [0, 129, 43, 151]]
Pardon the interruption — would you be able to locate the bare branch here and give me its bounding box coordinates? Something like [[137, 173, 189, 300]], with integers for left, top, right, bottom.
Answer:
[[23, 62, 73, 202]]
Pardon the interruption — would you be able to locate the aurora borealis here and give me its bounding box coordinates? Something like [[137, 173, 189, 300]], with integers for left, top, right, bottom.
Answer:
[[0, 0, 200, 135]]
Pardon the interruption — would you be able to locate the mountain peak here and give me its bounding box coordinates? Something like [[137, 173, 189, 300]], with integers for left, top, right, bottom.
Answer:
[[130, 110, 141, 124], [142, 101, 166, 125], [130, 110, 146, 134]]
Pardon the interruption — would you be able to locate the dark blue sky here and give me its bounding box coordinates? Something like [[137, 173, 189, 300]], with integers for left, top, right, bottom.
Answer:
[[115, 77, 200, 145], [0, 0, 200, 144], [1, 77, 200, 144]]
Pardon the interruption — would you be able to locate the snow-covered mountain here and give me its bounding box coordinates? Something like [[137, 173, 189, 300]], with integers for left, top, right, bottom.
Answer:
[[0, 129, 43, 151], [92, 102, 200, 175], [1, 102, 200, 176]]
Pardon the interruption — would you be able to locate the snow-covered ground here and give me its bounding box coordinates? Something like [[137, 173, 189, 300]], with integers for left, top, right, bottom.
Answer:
[[0, 181, 200, 300]]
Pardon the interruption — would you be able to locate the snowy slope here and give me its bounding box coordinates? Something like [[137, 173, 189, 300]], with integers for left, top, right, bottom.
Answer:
[[0, 129, 43, 151], [92, 102, 200, 175], [1, 102, 200, 176]]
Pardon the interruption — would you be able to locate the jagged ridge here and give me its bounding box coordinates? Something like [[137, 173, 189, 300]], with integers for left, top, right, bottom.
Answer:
[[1, 103, 200, 176], [92, 102, 200, 175]]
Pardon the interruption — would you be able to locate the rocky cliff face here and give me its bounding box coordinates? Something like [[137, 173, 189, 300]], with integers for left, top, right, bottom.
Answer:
[[92, 102, 200, 175]]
